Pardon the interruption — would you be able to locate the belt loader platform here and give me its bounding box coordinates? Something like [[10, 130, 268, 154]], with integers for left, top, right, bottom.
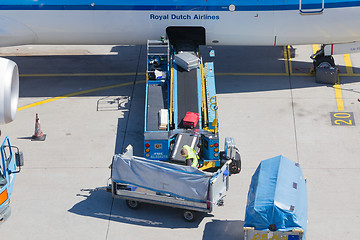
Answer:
[[108, 38, 241, 221], [143, 39, 238, 171]]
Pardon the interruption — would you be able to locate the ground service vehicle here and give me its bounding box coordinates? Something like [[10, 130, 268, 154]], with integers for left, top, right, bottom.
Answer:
[[110, 145, 232, 221], [109, 38, 241, 221], [143, 39, 240, 172], [0, 136, 23, 224]]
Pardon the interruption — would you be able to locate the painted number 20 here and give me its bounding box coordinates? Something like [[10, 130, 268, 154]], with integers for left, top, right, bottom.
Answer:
[[331, 112, 355, 126]]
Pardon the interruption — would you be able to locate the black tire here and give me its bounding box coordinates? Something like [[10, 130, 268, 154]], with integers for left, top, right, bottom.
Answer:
[[313, 55, 335, 69], [126, 200, 140, 209], [183, 210, 196, 222]]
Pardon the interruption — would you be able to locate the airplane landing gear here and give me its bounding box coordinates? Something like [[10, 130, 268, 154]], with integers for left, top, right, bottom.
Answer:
[[313, 54, 335, 68], [311, 46, 336, 69]]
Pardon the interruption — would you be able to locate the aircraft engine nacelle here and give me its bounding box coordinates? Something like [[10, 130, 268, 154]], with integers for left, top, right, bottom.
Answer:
[[0, 57, 19, 124]]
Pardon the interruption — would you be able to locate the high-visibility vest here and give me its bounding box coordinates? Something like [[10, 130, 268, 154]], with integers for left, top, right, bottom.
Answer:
[[182, 145, 199, 168]]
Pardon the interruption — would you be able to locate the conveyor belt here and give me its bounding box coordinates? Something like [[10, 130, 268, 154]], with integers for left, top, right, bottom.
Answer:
[[146, 83, 168, 131], [176, 68, 199, 128]]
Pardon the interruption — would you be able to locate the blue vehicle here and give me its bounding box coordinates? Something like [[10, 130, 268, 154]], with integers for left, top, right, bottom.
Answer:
[[143, 39, 241, 173], [0, 136, 23, 224]]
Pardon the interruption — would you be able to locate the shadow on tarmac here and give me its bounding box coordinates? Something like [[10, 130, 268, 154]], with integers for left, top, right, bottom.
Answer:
[[8, 45, 359, 98], [68, 188, 212, 229], [113, 81, 145, 156], [202, 219, 245, 240]]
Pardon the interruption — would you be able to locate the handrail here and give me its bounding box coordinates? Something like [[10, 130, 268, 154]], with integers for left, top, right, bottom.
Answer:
[[209, 96, 219, 134], [169, 65, 174, 128], [299, 8, 324, 15], [299, 0, 324, 15], [200, 58, 208, 128]]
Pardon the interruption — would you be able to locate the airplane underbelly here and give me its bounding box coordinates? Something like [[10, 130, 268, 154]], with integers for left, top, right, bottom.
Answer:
[[0, 14, 36, 47], [0, 11, 277, 45], [0, 8, 359, 46], [274, 7, 360, 45]]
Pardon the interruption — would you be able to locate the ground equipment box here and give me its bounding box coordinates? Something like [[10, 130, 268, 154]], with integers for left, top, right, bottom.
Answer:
[[244, 155, 307, 239], [315, 66, 338, 84]]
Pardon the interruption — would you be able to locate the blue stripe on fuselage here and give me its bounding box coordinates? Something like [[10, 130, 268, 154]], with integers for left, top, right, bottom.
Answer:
[[0, 1, 360, 11]]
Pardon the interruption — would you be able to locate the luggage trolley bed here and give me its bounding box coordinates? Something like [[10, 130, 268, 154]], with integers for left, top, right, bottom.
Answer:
[[110, 145, 231, 222]]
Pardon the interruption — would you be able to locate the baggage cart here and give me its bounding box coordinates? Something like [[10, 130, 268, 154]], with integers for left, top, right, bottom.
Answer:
[[244, 155, 307, 239], [244, 228, 303, 240], [110, 145, 231, 221]]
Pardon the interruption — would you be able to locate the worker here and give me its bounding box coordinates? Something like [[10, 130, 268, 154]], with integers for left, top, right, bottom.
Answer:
[[180, 145, 199, 168]]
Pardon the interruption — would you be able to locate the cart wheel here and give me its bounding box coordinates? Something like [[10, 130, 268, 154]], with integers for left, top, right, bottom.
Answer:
[[126, 200, 140, 209], [183, 210, 196, 222]]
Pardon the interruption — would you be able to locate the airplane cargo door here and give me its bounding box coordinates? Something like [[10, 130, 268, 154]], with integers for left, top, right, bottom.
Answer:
[[299, 0, 324, 14]]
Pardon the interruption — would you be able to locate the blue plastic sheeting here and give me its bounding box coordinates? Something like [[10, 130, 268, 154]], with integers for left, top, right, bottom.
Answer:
[[244, 155, 308, 235]]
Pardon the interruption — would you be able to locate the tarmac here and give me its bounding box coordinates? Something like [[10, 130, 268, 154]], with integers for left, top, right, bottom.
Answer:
[[0, 44, 359, 239]]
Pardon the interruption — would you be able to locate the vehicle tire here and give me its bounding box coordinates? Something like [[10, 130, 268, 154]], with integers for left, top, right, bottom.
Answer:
[[126, 200, 140, 209], [183, 210, 196, 222], [313, 55, 335, 69]]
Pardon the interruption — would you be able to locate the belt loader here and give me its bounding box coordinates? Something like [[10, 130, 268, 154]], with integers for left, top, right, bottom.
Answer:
[[109, 39, 241, 221]]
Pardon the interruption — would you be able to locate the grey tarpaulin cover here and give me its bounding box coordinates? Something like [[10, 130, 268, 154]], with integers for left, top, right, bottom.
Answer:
[[111, 147, 214, 202]]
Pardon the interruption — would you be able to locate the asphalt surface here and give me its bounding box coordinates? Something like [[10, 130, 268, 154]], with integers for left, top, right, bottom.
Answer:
[[0, 44, 359, 239]]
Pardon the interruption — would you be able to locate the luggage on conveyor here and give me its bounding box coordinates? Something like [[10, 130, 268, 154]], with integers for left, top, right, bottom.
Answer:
[[174, 52, 200, 71], [183, 112, 199, 129]]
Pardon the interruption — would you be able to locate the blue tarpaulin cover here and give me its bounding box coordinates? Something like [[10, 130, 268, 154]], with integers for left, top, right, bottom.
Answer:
[[244, 155, 308, 235]]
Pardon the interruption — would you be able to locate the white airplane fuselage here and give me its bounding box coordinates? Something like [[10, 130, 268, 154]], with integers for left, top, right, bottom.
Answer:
[[0, 0, 360, 47], [0, 0, 359, 124]]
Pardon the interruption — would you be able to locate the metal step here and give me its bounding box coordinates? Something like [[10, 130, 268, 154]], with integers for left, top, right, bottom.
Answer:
[[170, 131, 200, 162]]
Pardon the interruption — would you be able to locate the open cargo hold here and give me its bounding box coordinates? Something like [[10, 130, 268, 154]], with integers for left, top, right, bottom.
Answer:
[[244, 155, 307, 240], [110, 145, 231, 221]]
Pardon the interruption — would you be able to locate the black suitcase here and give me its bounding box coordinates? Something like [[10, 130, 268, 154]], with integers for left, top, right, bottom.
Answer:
[[315, 66, 338, 84]]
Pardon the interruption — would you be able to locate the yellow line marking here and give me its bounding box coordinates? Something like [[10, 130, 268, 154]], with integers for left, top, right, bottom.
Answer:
[[20, 72, 144, 77], [215, 72, 288, 76], [19, 70, 360, 78], [312, 44, 320, 54], [17, 80, 145, 111], [284, 45, 316, 76], [284, 45, 289, 75], [331, 53, 352, 111], [339, 73, 360, 76], [23, 72, 291, 77], [287, 45, 294, 75], [334, 83, 345, 111], [290, 72, 313, 76], [343, 54, 354, 75]]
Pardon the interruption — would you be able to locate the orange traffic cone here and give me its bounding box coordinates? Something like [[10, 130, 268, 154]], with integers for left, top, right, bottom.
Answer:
[[32, 113, 46, 141]]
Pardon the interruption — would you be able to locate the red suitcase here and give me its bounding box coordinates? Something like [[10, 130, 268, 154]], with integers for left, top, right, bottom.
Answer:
[[183, 112, 199, 128]]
